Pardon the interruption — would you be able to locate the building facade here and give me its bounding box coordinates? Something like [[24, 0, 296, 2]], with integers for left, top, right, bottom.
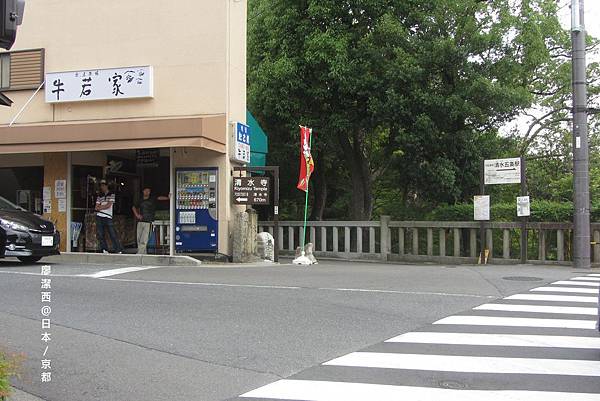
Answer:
[[0, 0, 247, 256]]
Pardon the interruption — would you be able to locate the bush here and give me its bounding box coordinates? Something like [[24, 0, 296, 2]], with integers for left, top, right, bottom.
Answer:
[[0, 350, 22, 399], [428, 200, 600, 222]]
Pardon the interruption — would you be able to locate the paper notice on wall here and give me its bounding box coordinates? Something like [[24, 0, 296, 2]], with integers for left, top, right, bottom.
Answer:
[[43, 186, 51, 201], [474, 195, 490, 221], [517, 196, 531, 217], [55, 180, 67, 199], [58, 198, 67, 213], [43, 199, 52, 214]]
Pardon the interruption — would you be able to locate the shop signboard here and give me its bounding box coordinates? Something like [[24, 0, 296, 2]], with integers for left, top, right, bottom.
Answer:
[[484, 157, 522, 185], [136, 149, 160, 168], [45, 65, 153, 103], [232, 177, 270, 205], [232, 122, 251, 164]]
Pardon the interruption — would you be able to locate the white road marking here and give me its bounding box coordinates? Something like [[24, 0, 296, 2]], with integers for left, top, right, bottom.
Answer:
[[473, 303, 597, 315], [531, 286, 599, 294], [316, 287, 494, 298], [1, 272, 481, 295], [385, 332, 600, 349], [240, 380, 600, 400], [571, 276, 600, 282], [433, 315, 597, 329], [99, 277, 303, 290], [552, 280, 599, 287], [80, 266, 164, 278], [506, 294, 598, 303], [588, 274, 600, 277], [324, 352, 600, 376]]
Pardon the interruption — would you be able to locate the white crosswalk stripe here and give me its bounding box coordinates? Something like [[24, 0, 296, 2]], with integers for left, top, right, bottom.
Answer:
[[571, 276, 600, 281], [324, 352, 600, 376], [531, 286, 599, 294], [238, 273, 600, 400], [385, 332, 600, 348], [505, 293, 598, 303], [433, 315, 597, 329], [552, 280, 599, 287], [473, 303, 597, 315], [241, 380, 600, 401]]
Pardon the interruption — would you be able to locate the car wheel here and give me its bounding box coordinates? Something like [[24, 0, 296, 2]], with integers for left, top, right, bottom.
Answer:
[[17, 256, 43, 264]]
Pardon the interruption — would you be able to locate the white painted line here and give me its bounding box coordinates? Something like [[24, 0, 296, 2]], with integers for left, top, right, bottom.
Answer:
[[316, 287, 494, 299], [571, 276, 600, 282], [240, 379, 600, 400], [81, 266, 164, 278], [433, 315, 596, 329], [552, 280, 599, 287], [506, 294, 598, 303], [588, 274, 600, 277], [99, 277, 302, 290], [530, 286, 599, 294], [385, 332, 600, 349], [0, 271, 89, 278], [324, 352, 600, 376], [473, 303, 597, 315]]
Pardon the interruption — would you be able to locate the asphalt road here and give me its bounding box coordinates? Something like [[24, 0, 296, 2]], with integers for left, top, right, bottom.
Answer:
[[0, 258, 597, 401]]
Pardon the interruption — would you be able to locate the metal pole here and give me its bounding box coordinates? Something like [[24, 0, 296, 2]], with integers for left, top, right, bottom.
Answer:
[[169, 147, 175, 257], [571, 0, 591, 269], [480, 159, 486, 263], [66, 152, 72, 252], [520, 157, 528, 264], [274, 166, 279, 263]]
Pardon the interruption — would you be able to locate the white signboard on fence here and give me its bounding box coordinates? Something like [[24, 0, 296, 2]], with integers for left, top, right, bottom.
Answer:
[[484, 157, 522, 185], [45, 66, 153, 103], [474, 195, 490, 221], [517, 196, 531, 217]]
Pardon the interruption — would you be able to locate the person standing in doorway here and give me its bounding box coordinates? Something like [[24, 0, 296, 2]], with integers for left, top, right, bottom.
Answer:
[[132, 187, 169, 254], [95, 179, 123, 254]]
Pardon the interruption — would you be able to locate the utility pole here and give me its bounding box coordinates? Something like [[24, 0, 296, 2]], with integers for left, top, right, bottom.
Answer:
[[571, 0, 590, 269]]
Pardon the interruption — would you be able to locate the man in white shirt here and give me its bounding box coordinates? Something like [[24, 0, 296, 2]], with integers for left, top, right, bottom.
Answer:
[[95, 179, 123, 254]]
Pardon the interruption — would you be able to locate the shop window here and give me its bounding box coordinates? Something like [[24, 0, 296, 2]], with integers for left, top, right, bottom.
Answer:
[[0, 53, 9, 89], [0, 48, 45, 91]]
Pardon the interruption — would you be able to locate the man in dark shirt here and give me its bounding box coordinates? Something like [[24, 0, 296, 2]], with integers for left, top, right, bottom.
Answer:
[[132, 187, 169, 254]]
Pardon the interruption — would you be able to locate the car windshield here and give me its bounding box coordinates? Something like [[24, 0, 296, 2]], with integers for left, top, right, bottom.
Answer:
[[0, 196, 20, 210]]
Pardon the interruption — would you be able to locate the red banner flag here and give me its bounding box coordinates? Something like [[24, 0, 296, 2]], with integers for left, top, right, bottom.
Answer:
[[296, 126, 315, 192]]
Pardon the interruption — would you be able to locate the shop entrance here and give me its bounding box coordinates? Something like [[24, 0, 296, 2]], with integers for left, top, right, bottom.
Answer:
[[70, 149, 171, 254]]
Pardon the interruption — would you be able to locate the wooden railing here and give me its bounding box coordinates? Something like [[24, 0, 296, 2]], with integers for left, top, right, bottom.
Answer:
[[259, 217, 600, 265]]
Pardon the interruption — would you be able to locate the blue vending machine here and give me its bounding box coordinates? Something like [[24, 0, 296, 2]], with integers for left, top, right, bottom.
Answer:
[[175, 168, 218, 253]]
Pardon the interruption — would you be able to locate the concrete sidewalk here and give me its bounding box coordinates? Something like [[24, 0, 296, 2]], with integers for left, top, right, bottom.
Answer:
[[44, 252, 202, 267]]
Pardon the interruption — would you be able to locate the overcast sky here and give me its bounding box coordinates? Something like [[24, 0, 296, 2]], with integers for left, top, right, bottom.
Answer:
[[501, 1, 599, 136], [558, 0, 600, 42]]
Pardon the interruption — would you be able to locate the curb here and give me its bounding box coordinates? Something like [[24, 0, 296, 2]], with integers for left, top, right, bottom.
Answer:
[[43, 252, 202, 267], [7, 388, 45, 401]]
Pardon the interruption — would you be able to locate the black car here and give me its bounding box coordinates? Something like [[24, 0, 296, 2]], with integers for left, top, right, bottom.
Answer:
[[0, 196, 60, 263], [0, 226, 5, 258]]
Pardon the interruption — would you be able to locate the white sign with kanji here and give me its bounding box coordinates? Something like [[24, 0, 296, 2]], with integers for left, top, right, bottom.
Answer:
[[517, 196, 531, 217], [232, 122, 251, 164], [474, 195, 490, 221], [484, 157, 522, 185], [45, 66, 153, 103]]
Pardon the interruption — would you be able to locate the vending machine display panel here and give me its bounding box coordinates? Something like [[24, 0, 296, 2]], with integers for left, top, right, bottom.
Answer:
[[175, 168, 218, 252]]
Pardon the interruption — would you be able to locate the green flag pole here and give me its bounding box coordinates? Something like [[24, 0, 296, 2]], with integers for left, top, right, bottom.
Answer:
[[300, 128, 312, 253]]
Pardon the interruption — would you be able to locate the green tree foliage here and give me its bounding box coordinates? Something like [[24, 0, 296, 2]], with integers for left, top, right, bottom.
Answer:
[[248, 0, 596, 220]]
